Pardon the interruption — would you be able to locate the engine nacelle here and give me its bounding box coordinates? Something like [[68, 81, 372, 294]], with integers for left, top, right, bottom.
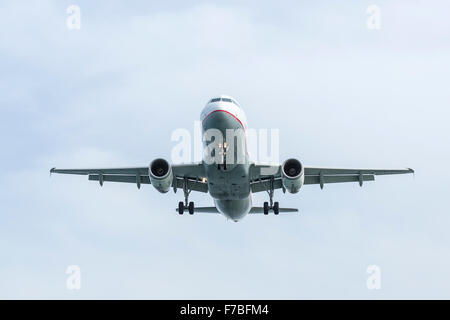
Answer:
[[149, 158, 173, 193], [281, 158, 304, 193]]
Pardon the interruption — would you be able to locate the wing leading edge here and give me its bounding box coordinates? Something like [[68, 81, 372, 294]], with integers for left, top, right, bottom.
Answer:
[[250, 164, 413, 193], [50, 163, 208, 193]]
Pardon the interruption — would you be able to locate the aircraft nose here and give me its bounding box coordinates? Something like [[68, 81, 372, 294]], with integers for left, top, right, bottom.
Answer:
[[203, 109, 232, 127]]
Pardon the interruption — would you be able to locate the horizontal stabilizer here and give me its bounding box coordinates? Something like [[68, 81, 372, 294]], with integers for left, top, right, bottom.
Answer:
[[176, 206, 219, 213], [249, 207, 298, 214]]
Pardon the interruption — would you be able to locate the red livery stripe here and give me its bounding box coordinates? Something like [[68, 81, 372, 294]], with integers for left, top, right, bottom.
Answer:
[[201, 109, 249, 157]]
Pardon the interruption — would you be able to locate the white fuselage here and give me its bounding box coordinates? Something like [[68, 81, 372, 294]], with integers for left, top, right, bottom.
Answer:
[[200, 96, 252, 221]]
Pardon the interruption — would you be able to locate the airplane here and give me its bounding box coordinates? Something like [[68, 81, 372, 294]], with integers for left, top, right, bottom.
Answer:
[[50, 95, 414, 222]]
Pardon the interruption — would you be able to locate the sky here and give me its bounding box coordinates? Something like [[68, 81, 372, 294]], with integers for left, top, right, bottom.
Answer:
[[1, 0, 450, 299]]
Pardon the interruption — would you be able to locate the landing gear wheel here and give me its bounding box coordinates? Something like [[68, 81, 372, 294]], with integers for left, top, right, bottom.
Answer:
[[179, 177, 193, 215], [188, 201, 194, 215], [263, 202, 269, 215], [273, 202, 279, 215]]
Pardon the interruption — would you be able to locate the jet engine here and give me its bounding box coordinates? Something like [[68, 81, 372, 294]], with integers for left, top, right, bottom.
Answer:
[[281, 158, 304, 193], [149, 158, 173, 193]]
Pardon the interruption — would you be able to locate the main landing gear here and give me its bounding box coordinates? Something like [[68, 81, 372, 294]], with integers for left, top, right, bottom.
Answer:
[[264, 177, 279, 215], [178, 177, 194, 215]]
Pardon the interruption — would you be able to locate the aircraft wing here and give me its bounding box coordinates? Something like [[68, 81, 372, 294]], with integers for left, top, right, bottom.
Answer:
[[249, 163, 414, 192], [50, 163, 208, 193]]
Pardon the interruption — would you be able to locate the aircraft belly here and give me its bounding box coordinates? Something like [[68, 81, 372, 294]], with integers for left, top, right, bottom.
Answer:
[[214, 197, 251, 221], [202, 105, 251, 220], [202, 107, 250, 200], [206, 164, 250, 200]]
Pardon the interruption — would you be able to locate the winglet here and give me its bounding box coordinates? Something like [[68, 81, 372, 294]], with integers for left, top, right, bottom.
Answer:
[[50, 167, 55, 177], [408, 167, 415, 178]]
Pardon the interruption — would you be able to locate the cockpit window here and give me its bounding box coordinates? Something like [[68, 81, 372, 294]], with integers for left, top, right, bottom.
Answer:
[[208, 97, 240, 106]]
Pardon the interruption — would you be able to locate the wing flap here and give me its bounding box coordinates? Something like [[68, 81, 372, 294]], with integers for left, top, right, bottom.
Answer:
[[249, 163, 281, 179], [304, 174, 375, 185], [250, 178, 283, 193], [305, 167, 414, 176], [174, 177, 208, 193], [51, 167, 149, 175], [89, 174, 150, 184], [88, 174, 208, 192], [172, 163, 206, 178]]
